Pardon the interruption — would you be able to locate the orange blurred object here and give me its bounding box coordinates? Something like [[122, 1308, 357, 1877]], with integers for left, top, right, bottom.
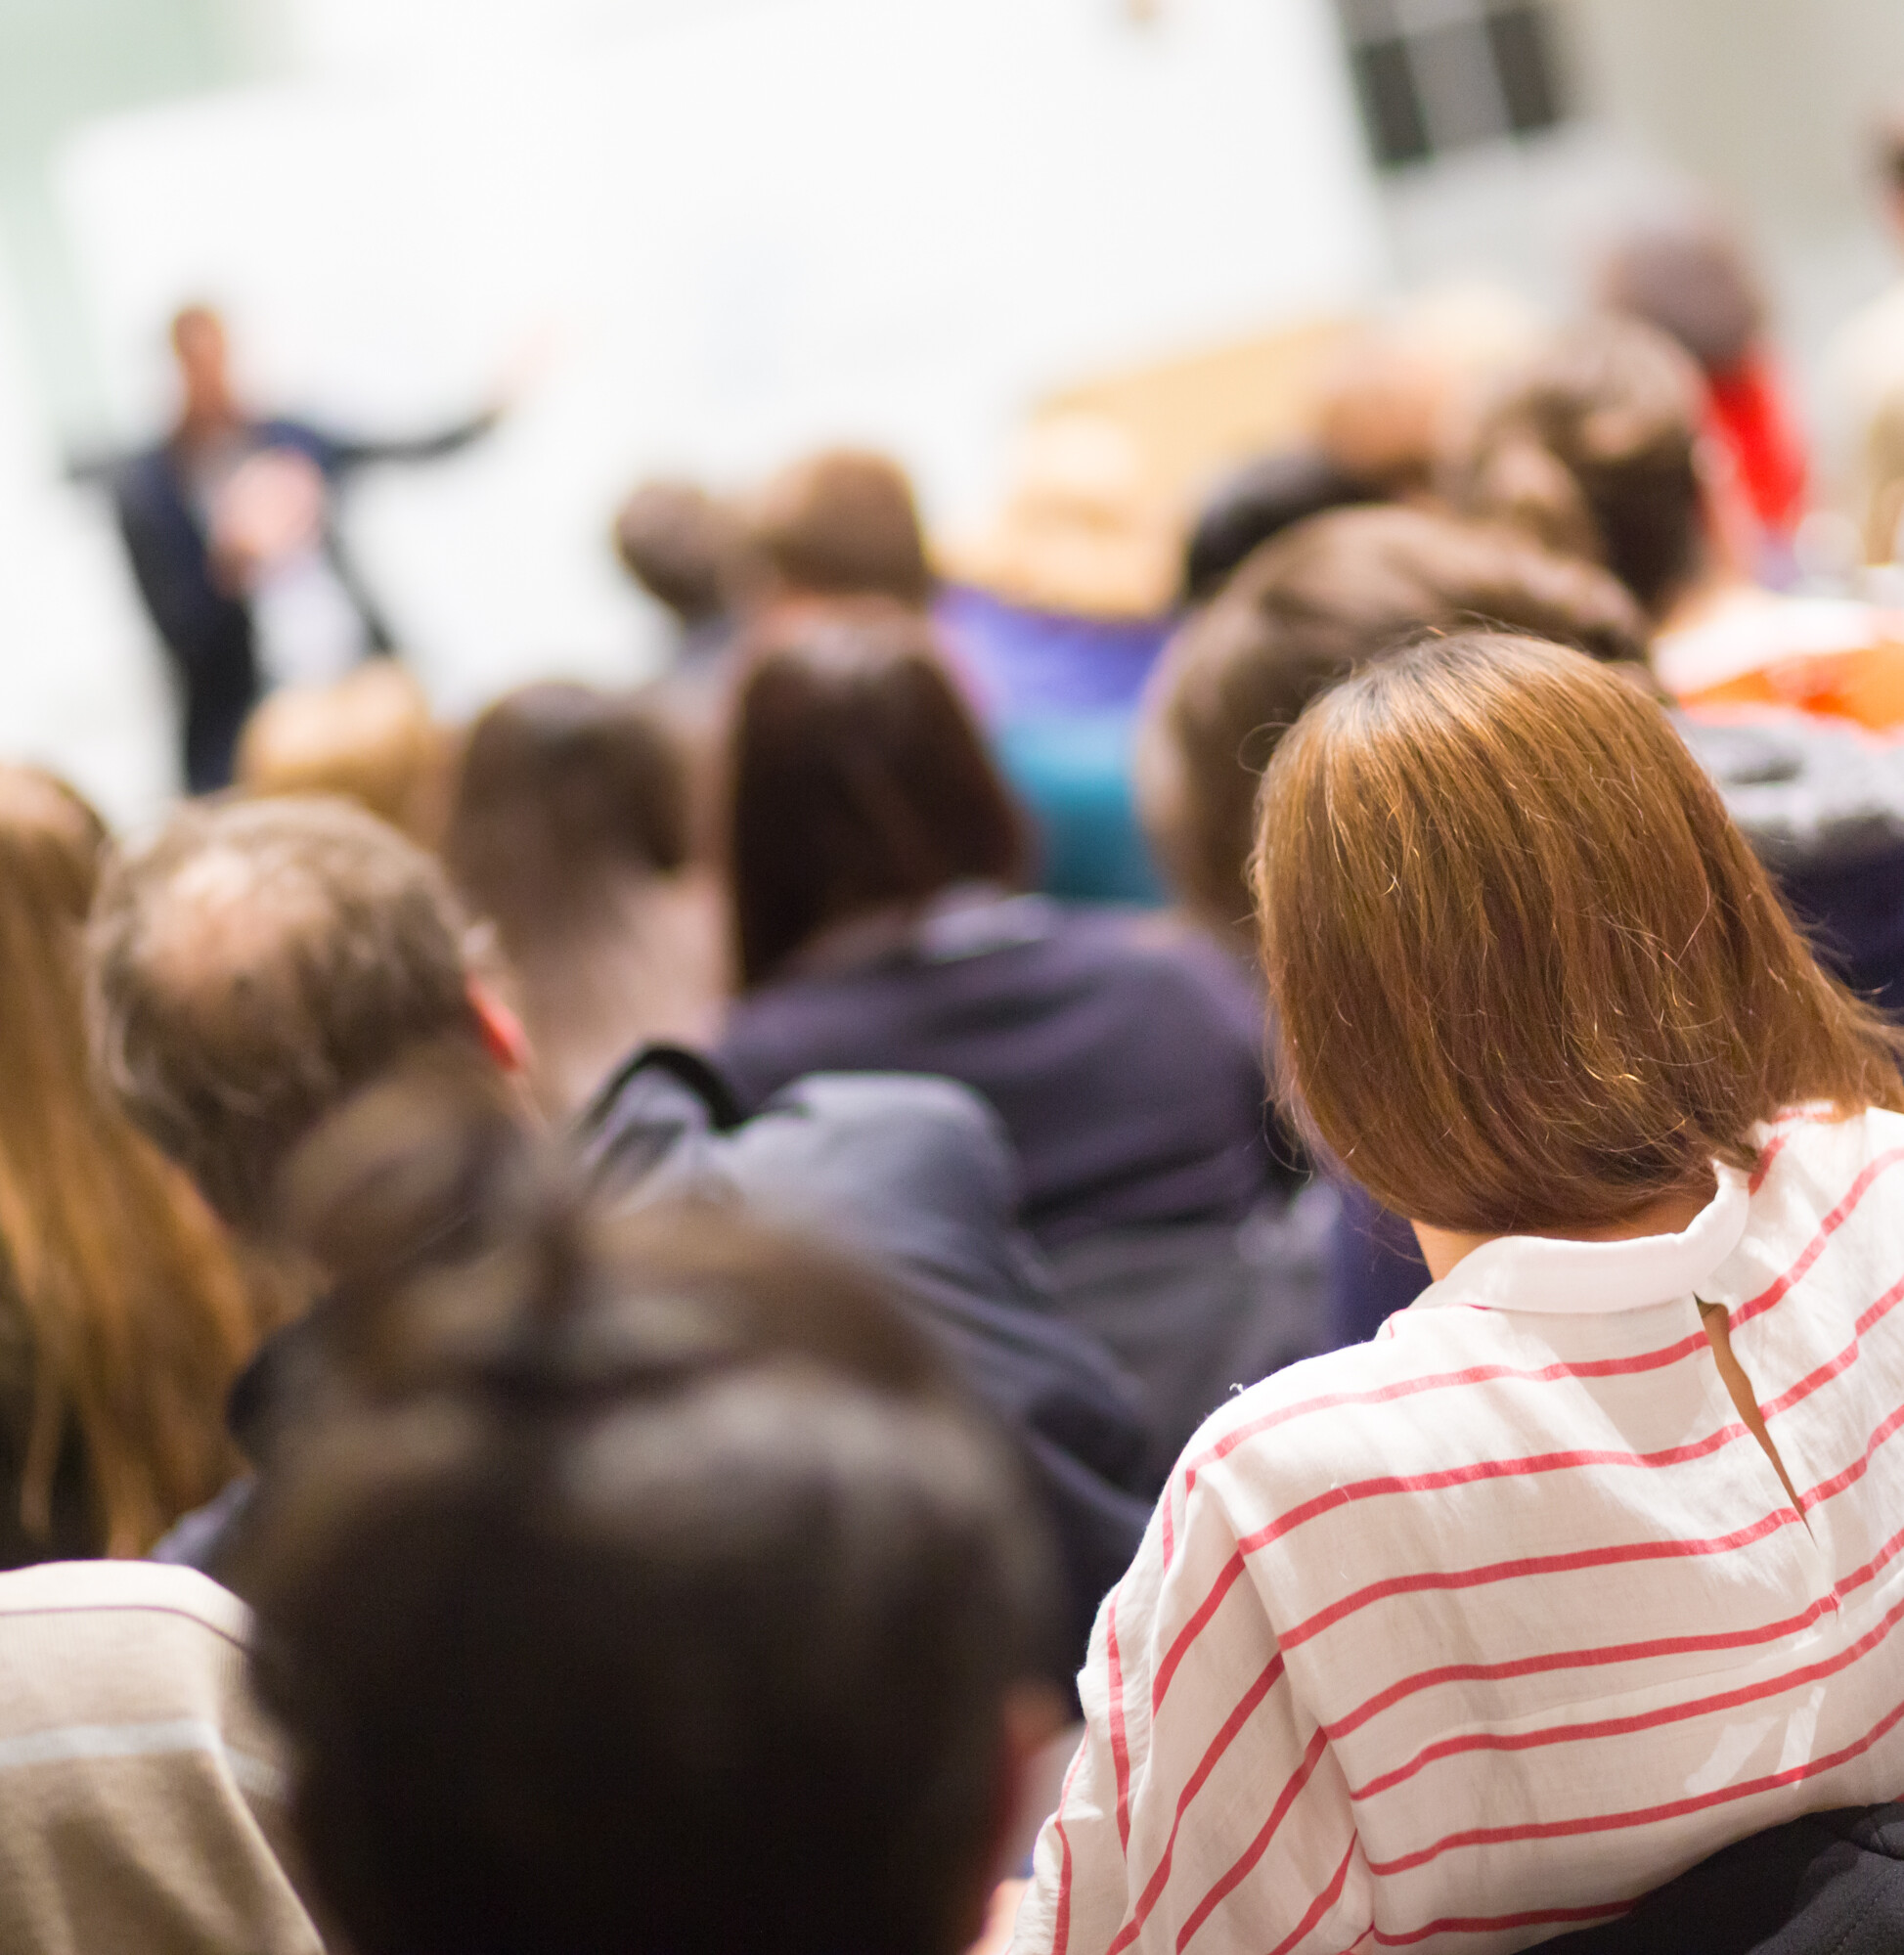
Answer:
[[1657, 595, 1904, 733]]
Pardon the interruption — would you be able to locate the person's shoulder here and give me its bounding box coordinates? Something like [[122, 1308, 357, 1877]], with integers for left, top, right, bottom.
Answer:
[[1165, 1311, 1478, 1504], [113, 440, 183, 506], [740, 1070, 1016, 1200], [1677, 705, 1904, 872], [0, 1558, 249, 1642], [1711, 1106, 1904, 1311], [1754, 1103, 1904, 1198], [255, 418, 347, 469], [1057, 906, 1262, 1010]]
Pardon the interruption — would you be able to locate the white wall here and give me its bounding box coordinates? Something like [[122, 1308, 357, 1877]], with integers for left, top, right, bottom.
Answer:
[[0, 243, 177, 825], [46, 0, 1384, 723]]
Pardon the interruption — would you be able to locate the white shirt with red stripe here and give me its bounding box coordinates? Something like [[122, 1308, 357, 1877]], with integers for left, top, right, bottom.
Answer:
[[1014, 1107, 1904, 1955]]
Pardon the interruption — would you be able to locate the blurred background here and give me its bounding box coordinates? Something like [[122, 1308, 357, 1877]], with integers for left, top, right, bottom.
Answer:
[[3, 0, 1903, 823]]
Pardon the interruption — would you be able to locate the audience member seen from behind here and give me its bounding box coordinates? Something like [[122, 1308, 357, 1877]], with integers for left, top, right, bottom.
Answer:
[[1021, 634, 1904, 1955], [1179, 446, 1377, 607], [1307, 286, 1543, 511], [87, 797, 521, 1565], [612, 476, 758, 669], [236, 660, 447, 844], [1598, 212, 1809, 558], [1140, 504, 1647, 961], [244, 1101, 1062, 1955], [0, 1560, 323, 1955], [0, 767, 252, 1565], [91, 797, 514, 1267], [442, 683, 725, 1116], [1446, 315, 1904, 729], [1445, 319, 1904, 1014], [1144, 503, 1904, 1344], [750, 448, 935, 609], [89, 793, 1150, 1663], [717, 602, 1321, 1480]]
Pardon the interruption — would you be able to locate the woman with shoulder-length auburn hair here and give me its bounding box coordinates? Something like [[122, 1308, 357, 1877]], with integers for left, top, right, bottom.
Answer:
[[0, 768, 252, 1562], [1018, 634, 1904, 1955]]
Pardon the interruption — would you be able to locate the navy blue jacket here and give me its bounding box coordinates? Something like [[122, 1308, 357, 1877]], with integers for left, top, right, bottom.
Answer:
[[717, 893, 1289, 1251], [577, 1048, 1155, 1676], [156, 1051, 1154, 1678]]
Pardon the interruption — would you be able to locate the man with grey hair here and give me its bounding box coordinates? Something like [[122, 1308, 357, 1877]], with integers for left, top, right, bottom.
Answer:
[[89, 794, 1149, 1666], [90, 795, 509, 1238]]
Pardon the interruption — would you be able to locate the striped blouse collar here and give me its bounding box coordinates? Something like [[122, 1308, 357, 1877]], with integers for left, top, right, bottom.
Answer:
[[1413, 1163, 1750, 1316]]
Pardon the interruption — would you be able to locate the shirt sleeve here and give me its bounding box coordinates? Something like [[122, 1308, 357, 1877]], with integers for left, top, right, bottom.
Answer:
[[1014, 1464, 1371, 1955], [316, 409, 501, 472]]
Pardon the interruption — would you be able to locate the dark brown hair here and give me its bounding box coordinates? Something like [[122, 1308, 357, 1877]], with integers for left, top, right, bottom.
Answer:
[[89, 797, 482, 1234], [0, 767, 253, 1556], [1253, 633, 1904, 1233], [1140, 506, 1647, 941], [442, 684, 712, 1115], [445, 683, 689, 941], [1444, 318, 1708, 619], [751, 450, 934, 608], [728, 603, 1027, 986], [612, 479, 754, 625], [245, 1084, 1054, 1955]]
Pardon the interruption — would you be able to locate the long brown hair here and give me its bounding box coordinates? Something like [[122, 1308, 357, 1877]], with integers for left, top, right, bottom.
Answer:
[[727, 603, 1028, 986], [0, 768, 252, 1554], [1253, 634, 1904, 1233]]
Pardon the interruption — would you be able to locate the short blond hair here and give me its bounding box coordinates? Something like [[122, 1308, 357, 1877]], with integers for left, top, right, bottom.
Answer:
[[237, 663, 444, 843]]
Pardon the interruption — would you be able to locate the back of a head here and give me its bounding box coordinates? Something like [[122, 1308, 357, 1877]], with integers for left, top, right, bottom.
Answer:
[[1444, 317, 1707, 619], [0, 767, 251, 1555], [751, 450, 934, 608], [1140, 505, 1648, 938], [730, 602, 1027, 985], [244, 1106, 1056, 1955], [1598, 215, 1766, 378], [444, 682, 690, 948], [612, 479, 754, 625], [236, 663, 442, 843], [89, 796, 480, 1236], [1180, 447, 1377, 605], [1253, 633, 1904, 1235]]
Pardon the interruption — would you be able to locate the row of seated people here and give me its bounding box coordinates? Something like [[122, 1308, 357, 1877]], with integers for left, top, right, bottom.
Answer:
[[607, 310, 1904, 1361], [24, 318, 1901, 1588], [609, 201, 1904, 914], [6, 626, 1904, 1952], [616, 311, 1904, 998], [6, 329, 1904, 1952], [1151, 316, 1904, 1334]]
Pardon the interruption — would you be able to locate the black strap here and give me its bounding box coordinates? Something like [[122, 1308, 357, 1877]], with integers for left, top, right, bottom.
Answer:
[[574, 1044, 750, 1140]]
